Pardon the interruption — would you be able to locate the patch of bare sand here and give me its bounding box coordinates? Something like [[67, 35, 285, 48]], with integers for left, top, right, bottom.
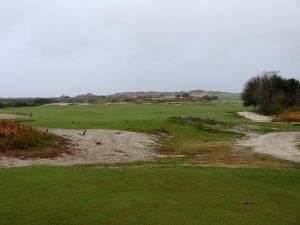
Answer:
[[0, 114, 29, 120], [44, 103, 72, 106], [238, 111, 273, 122], [238, 132, 300, 162], [0, 129, 158, 168]]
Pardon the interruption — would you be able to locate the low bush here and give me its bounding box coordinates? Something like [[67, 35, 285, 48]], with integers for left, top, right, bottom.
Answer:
[[169, 116, 225, 126], [150, 128, 171, 136], [0, 103, 8, 108]]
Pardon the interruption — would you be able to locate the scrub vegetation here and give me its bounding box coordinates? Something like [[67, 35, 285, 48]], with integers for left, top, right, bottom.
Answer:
[[0, 120, 54, 150]]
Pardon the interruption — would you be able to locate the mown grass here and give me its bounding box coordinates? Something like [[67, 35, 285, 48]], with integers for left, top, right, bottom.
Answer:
[[2, 102, 298, 131], [0, 166, 299, 225], [1, 102, 247, 128], [1, 102, 299, 155]]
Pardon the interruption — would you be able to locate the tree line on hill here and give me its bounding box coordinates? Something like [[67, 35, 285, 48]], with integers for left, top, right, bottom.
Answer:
[[241, 71, 300, 114], [0, 92, 220, 108], [0, 94, 107, 108]]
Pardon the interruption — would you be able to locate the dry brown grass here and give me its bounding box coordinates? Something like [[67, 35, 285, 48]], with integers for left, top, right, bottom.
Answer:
[[0, 120, 36, 137], [275, 111, 300, 122], [159, 141, 299, 169], [0, 120, 72, 158], [0, 120, 54, 150], [189, 144, 299, 169]]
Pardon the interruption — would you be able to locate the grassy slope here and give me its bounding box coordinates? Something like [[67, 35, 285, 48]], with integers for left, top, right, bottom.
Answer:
[[1, 103, 300, 225], [1, 103, 299, 153], [0, 166, 299, 225], [1, 103, 297, 131], [1, 103, 245, 128], [1, 102, 299, 154]]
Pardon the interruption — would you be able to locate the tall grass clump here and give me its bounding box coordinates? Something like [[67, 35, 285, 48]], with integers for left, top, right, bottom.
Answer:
[[0, 120, 54, 150]]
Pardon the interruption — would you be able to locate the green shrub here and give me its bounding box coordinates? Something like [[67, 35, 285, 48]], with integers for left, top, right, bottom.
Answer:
[[0, 103, 7, 108]]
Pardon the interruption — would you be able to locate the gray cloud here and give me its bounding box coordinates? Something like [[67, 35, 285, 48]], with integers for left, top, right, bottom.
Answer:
[[0, 0, 299, 97]]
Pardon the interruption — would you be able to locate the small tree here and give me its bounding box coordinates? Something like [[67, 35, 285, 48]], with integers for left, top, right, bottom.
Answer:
[[241, 71, 300, 114], [241, 76, 260, 110], [182, 93, 190, 98], [0, 103, 6, 108]]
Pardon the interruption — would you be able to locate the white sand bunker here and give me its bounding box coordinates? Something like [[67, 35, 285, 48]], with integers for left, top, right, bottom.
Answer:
[[238, 112, 273, 122], [44, 103, 72, 106], [239, 132, 300, 162], [0, 129, 158, 168], [0, 114, 30, 120]]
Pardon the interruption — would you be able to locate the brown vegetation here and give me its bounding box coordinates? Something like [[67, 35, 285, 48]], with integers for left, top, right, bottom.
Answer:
[[187, 144, 298, 169], [274, 111, 300, 122], [158, 141, 298, 169], [0, 120, 72, 158]]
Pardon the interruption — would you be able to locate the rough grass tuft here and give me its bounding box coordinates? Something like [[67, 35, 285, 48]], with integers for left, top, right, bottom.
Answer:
[[0, 120, 54, 150]]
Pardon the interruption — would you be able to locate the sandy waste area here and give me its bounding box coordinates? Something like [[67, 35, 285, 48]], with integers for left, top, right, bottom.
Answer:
[[238, 112, 273, 122], [0, 129, 158, 168], [238, 132, 300, 162], [0, 114, 30, 119]]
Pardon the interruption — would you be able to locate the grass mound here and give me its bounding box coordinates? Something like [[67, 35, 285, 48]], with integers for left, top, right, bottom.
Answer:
[[0, 120, 54, 150]]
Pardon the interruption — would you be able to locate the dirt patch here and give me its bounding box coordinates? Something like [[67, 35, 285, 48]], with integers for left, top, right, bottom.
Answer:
[[238, 132, 300, 162], [184, 142, 297, 169], [0, 129, 158, 168], [238, 112, 273, 122]]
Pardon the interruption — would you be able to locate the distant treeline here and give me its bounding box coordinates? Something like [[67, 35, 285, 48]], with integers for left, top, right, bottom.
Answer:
[[242, 71, 300, 114], [0, 94, 107, 108], [0, 93, 220, 108]]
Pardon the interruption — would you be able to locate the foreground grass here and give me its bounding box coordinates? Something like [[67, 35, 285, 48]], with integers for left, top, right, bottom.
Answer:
[[0, 166, 299, 225]]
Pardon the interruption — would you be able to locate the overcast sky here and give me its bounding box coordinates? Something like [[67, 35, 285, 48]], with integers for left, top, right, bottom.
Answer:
[[1, 0, 300, 97]]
